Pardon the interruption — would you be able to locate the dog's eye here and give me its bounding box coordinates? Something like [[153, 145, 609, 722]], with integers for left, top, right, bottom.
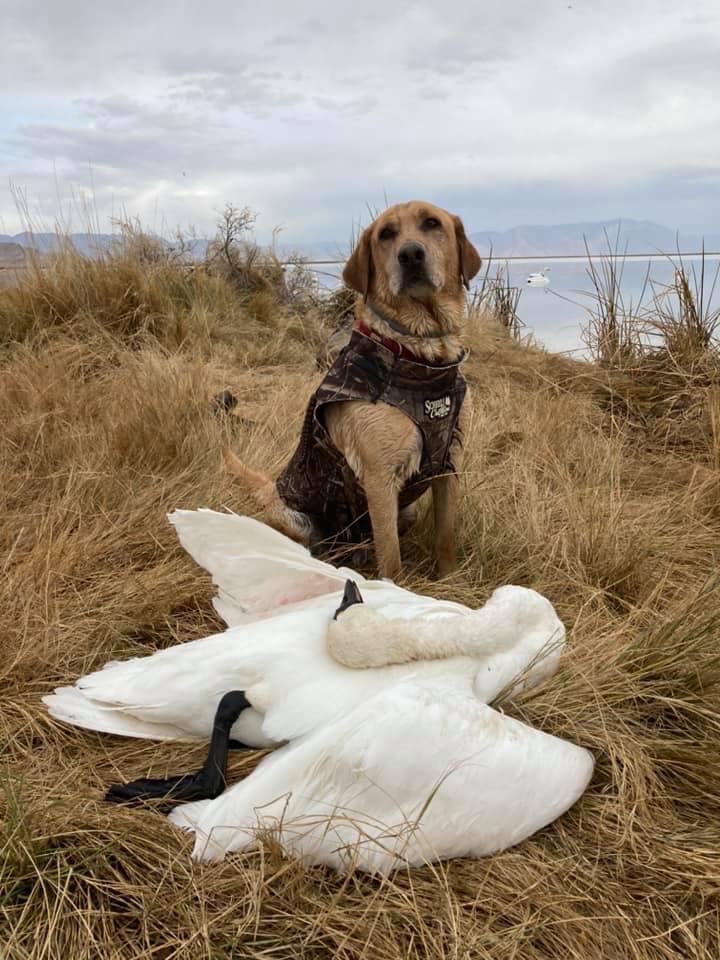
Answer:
[[378, 226, 396, 241], [422, 217, 440, 230]]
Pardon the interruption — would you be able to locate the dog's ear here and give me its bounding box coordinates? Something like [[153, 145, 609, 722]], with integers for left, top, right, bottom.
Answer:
[[453, 215, 482, 290], [342, 225, 373, 300]]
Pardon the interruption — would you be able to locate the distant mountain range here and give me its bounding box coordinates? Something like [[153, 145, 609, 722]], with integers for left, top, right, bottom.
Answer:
[[0, 241, 27, 264], [0, 232, 113, 258], [0, 232, 208, 259], [469, 220, 719, 259], [2, 219, 719, 263]]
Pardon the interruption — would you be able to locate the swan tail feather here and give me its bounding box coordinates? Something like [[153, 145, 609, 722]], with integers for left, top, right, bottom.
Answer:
[[43, 688, 187, 740]]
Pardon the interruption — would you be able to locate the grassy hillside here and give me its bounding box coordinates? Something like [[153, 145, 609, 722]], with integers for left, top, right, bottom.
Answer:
[[1, 224, 719, 959]]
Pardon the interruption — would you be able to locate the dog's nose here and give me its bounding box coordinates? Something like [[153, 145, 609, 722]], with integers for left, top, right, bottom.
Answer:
[[398, 242, 426, 267]]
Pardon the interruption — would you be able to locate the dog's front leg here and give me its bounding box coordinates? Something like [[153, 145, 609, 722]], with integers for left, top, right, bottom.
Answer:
[[364, 477, 402, 580], [432, 473, 459, 578]]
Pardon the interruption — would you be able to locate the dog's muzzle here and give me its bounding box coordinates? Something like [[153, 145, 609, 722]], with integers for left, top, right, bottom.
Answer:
[[398, 241, 433, 289]]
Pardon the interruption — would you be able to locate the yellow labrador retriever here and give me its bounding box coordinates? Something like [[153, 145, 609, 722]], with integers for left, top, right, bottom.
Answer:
[[224, 200, 481, 580]]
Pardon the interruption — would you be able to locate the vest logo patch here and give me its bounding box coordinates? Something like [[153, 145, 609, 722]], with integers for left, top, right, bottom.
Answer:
[[424, 395, 451, 420]]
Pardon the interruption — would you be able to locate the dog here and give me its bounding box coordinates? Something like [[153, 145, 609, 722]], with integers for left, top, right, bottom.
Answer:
[[223, 201, 481, 580]]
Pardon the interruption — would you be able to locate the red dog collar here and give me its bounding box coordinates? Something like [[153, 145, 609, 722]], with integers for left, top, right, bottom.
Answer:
[[354, 320, 420, 361]]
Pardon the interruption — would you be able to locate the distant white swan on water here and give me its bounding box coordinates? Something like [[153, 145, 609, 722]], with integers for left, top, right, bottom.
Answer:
[[526, 268, 551, 288]]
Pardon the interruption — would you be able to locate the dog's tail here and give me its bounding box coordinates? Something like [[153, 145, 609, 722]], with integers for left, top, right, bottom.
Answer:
[[222, 447, 275, 507], [222, 447, 316, 546]]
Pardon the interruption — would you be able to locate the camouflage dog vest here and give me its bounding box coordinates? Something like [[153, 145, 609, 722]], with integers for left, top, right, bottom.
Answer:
[[276, 326, 467, 547]]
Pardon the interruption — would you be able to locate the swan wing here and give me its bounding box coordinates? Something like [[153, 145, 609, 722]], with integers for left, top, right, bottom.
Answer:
[[170, 678, 594, 874], [42, 571, 467, 746], [169, 509, 366, 626], [43, 605, 336, 742]]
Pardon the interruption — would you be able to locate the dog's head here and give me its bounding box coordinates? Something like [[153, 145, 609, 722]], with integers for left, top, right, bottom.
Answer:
[[342, 201, 481, 304]]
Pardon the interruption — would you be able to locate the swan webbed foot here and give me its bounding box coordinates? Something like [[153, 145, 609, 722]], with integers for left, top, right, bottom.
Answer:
[[333, 580, 364, 620], [105, 690, 251, 810], [105, 770, 225, 808]]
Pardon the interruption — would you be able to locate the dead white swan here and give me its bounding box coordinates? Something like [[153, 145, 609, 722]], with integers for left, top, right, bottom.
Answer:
[[44, 509, 593, 874]]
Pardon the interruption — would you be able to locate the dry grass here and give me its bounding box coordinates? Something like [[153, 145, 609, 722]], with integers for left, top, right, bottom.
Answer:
[[470, 260, 524, 341], [2, 230, 720, 959]]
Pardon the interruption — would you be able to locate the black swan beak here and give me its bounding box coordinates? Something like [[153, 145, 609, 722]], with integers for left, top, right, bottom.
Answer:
[[333, 580, 364, 620]]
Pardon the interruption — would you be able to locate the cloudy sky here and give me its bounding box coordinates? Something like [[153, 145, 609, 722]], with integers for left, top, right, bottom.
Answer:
[[1, 0, 719, 247]]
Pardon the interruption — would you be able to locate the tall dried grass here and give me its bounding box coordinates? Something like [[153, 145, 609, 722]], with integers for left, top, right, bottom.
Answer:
[[469, 259, 524, 341], [1, 225, 720, 959], [0, 213, 333, 365], [577, 247, 720, 458]]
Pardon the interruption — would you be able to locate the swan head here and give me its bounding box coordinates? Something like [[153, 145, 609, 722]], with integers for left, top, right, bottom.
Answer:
[[327, 605, 402, 669], [328, 581, 403, 669]]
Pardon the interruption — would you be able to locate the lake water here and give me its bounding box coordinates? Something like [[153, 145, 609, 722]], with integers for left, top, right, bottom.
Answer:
[[497, 255, 720, 355], [310, 255, 720, 356]]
